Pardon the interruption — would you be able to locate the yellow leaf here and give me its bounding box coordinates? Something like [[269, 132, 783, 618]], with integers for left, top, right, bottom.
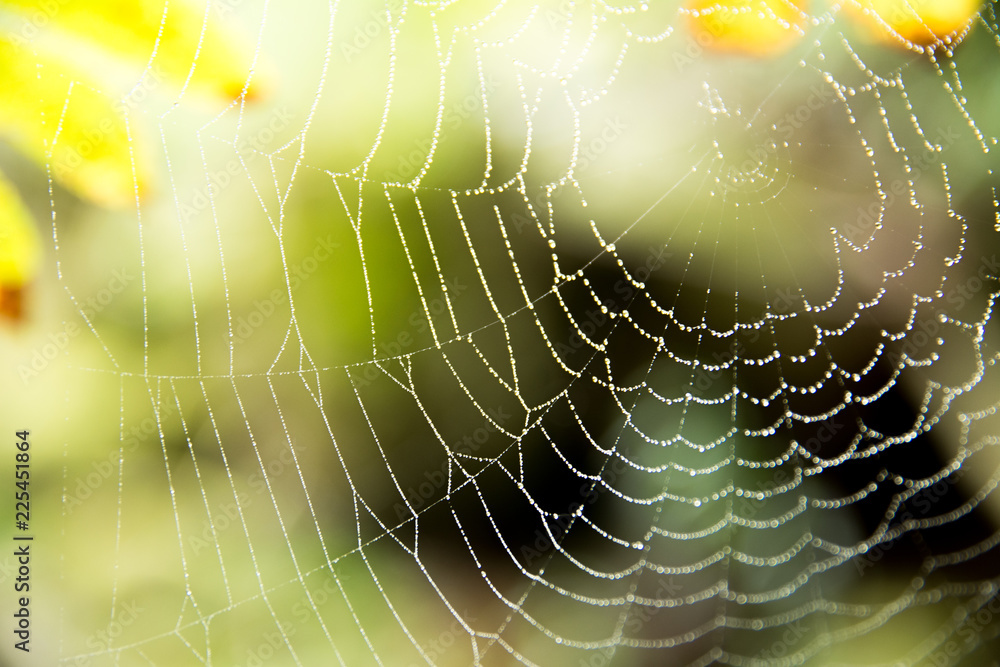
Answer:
[[0, 171, 42, 321], [846, 0, 981, 46], [1, 0, 265, 100], [686, 0, 809, 58], [0, 36, 145, 208]]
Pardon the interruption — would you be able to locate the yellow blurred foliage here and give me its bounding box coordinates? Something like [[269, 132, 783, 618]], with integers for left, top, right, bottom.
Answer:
[[0, 0, 265, 319], [846, 0, 981, 46], [0, 36, 144, 208], [2, 0, 264, 99], [0, 172, 42, 319], [685, 0, 809, 57]]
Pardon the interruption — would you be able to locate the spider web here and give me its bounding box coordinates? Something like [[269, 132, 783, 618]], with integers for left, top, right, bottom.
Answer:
[[19, 0, 1000, 665]]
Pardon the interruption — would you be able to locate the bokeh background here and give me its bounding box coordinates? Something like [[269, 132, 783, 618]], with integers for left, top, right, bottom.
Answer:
[[2, 1, 1000, 665]]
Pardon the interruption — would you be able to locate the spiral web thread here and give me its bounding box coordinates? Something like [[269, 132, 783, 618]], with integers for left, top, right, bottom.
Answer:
[[48, 1, 1000, 665]]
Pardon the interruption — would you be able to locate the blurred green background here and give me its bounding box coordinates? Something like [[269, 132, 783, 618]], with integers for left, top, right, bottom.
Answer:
[[2, 1, 1000, 665]]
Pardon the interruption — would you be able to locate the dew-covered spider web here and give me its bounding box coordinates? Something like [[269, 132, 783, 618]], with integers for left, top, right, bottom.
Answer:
[[15, 0, 1000, 665]]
